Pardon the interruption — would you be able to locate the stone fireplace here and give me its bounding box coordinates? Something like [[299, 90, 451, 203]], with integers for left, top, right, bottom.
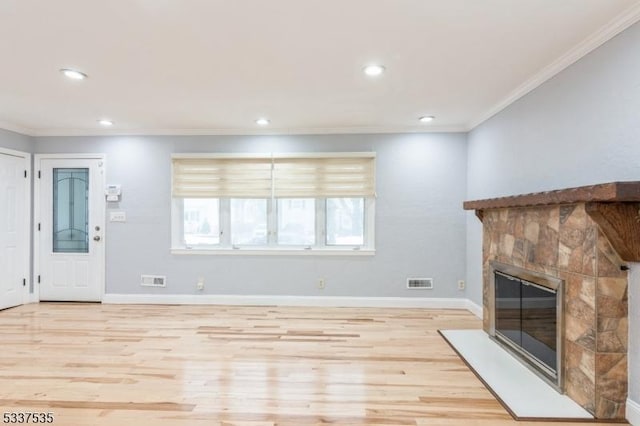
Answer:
[[464, 182, 640, 419]]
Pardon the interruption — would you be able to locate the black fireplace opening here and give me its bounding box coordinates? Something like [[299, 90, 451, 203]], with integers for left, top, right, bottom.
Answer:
[[494, 268, 561, 385]]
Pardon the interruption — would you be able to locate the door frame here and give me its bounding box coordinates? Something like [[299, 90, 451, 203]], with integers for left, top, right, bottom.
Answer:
[[34, 153, 106, 302], [0, 147, 31, 306]]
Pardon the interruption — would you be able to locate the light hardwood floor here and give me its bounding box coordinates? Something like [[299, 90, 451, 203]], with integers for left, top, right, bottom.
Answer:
[[0, 303, 626, 425]]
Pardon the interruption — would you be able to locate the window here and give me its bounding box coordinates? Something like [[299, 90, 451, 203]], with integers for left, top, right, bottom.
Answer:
[[171, 153, 375, 253], [326, 198, 364, 246], [277, 198, 315, 245], [183, 198, 220, 246], [231, 199, 268, 246]]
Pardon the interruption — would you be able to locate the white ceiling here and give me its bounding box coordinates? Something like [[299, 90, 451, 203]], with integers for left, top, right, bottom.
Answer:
[[1, 0, 639, 136]]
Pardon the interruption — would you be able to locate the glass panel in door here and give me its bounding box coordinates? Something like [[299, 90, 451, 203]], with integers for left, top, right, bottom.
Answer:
[[494, 272, 522, 346], [53, 168, 89, 253]]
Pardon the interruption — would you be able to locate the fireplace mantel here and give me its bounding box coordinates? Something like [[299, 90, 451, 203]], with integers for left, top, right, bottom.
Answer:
[[464, 181, 640, 262]]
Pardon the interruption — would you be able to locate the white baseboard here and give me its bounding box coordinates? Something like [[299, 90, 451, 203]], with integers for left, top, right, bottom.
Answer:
[[465, 299, 483, 319], [628, 398, 640, 426], [103, 293, 476, 311]]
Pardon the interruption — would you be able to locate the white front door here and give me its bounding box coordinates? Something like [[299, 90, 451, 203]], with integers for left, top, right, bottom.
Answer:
[[0, 150, 29, 310], [37, 157, 105, 301]]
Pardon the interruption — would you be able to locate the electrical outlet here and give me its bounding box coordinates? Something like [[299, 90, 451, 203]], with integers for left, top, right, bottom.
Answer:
[[197, 277, 204, 291], [317, 278, 325, 289], [457, 280, 465, 290]]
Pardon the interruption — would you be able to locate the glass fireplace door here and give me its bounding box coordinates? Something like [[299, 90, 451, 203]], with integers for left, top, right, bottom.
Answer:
[[521, 281, 557, 372]]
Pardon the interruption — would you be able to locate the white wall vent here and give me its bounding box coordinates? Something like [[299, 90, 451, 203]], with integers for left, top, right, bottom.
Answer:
[[407, 278, 433, 289], [141, 275, 166, 287]]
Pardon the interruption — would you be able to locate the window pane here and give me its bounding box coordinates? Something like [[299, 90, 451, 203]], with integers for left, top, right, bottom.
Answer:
[[277, 198, 315, 245], [53, 168, 89, 253], [231, 199, 268, 245], [326, 198, 364, 246], [183, 199, 220, 246]]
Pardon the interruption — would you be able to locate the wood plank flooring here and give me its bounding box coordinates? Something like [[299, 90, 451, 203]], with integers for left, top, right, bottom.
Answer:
[[0, 303, 627, 425]]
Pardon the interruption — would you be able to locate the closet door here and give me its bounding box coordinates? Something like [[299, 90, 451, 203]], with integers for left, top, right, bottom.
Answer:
[[0, 150, 28, 311]]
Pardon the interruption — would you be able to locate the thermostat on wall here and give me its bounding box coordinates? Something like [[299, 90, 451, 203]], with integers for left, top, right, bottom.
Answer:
[[105, 184, 121, 202]]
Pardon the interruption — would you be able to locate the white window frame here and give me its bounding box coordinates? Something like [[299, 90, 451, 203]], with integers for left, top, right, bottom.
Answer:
[[171, 153, 376, 256]]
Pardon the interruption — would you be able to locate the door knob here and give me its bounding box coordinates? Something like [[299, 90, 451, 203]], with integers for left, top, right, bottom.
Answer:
[[93, 236, 101, 241]]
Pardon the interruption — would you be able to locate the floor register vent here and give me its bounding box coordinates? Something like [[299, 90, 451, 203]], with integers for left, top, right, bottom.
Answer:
[[141, 275, 166, 287], [407, 278, 433, 289]]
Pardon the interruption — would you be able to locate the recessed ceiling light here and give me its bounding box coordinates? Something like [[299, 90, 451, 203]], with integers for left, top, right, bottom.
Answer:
[[98, 119, 113, 127], [419, 116, 435, 123], [60, 68, 88, 80], [363, 64, 385, 77], [255, 118, 270, 126]]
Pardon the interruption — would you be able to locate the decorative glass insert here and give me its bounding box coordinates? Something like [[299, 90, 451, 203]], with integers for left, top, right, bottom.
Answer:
[[53, 168, 89, 253]]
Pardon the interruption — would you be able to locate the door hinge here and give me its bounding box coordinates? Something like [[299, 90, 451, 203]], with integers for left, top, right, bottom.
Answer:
[[38, 275, 41, 284], [24, 170, 27, 178], [38, 170, 41, 179], [38, 223, 41, 231], [23, 278, 26, 287]]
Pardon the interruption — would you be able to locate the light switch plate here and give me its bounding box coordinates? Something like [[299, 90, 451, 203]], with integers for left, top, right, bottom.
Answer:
[[109, 211, 126, 222]]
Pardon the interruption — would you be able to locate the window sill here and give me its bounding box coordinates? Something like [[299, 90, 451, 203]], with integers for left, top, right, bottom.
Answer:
[[171, 247, 375, 256]]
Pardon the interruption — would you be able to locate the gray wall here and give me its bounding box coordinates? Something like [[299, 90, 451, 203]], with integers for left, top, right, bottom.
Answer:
[[34, 132, 468, 298], [466, 21, 640, 407], [0, 128, 33, 152]]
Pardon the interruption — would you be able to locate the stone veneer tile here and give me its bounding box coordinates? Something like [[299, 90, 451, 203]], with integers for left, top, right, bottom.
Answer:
[[597, 276, 628, 354], [547, 207, 560, 232], [559, 226, 585, 250], [581, 226, 597, 276], [598, 277, 628, 300], [564, 273, 596, 352], [597, 230, 626, 278], [512, 239, 526, 267], [527, 225, 559, 267], [525, 220, 540, 244], [565, 273, 595, 308], [564, 340, 596, 413], [597, 292, 628, 319], [558, 242, 571, 270], [596, 332, 625, 354], [559, 205, 576, 225], [595, 353, 627, 418], [482, 267, 490, 332], [563, 203, 587, 227], [500, 234, 515, 258], [596, 353, 627, 381], [512, 209, 525, 239], [556, 205, 598, 276], [480, 205, 629, 419]]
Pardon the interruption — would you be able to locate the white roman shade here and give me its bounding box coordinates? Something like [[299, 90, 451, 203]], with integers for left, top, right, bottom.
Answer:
[[273, 156, 375, 198], [172, 154, 375, 198], [172, 158, 272, 198]]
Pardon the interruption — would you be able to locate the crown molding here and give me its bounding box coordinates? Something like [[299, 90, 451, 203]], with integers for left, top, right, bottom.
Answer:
[[27, 124, 467, 137], [0, 120, 36, 136], [467, 2, 640, 131]]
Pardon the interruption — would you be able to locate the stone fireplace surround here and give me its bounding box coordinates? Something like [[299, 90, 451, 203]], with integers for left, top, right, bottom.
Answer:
[[464, 182, 640, 420]]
